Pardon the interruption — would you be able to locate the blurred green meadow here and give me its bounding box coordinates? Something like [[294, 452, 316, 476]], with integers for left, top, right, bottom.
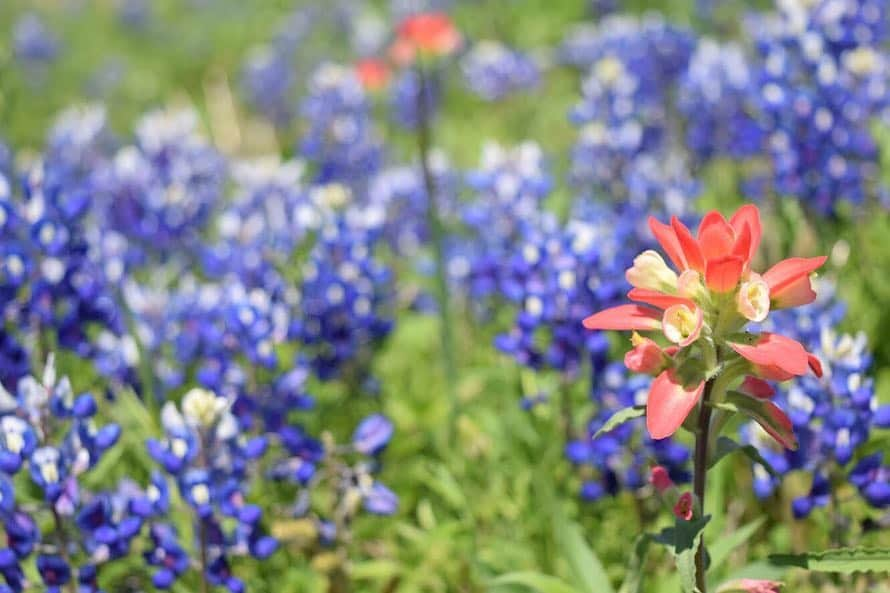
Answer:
[[1, 1, 890, 593]]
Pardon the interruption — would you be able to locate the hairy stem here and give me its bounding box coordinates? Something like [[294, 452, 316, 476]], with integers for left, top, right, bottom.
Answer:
[[51, 508, 77, 593], [198, 518, 209, 593], [558, 378, 575, 441], [693, 379, 715, 593], [414, 64, 458, 438]]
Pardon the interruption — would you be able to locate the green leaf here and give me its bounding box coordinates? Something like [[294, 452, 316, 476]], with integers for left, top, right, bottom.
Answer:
[[618, 535, 652, 593], [489, 572, 583, 593], [554, 519, 615, 593], [707, 517, 766, 576], [593, 406, 646, 439], [768, 547, 890, 573], [722, 392, 798, 451], [709, 437, 778, 477], [350, 560, 401, 580], [654, 515, 711, 593]]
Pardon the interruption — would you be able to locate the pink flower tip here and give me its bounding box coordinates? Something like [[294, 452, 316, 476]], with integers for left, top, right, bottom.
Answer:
[[649, 466, 674, 493], [624, 332, 670, 375], [355, 58, 391, 91], [716, 579, 783, 593], [673, 491, 694, 521]]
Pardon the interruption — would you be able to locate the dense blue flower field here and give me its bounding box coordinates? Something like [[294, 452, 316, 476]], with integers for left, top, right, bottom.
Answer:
[[0, 0, 889, 592]]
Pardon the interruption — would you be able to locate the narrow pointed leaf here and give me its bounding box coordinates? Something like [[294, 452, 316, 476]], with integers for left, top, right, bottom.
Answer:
[[653, 516, 711, 593], [707, 517, 766, 575], [768, 547, 890, 573], [618, 535, 652, 593], [724, 391, 797, 450], [554, 519, 615, 593], [489, 572, 583, 593], [593, 405, 646, 439], [709, 436, 779, 477]]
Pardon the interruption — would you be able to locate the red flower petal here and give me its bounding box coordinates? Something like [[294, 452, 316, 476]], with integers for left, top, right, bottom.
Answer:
[[671, 216, 704, 272], [646, 370, 704, 440], [731, 222, 753, 267], [627, 288, 696, 310], [740, 376, 775, 399], [648, 217, 686, 271], [808, 353, 823, 378], [762, 256, 827, 309], [728, 333, 810, 377], [698, 211, 735, 261], [759, 402, 796, 449], [727, 391, 798, 450], [729, 204, 762, 264], [582, 304, 662, 331], [705, 255, 744, 292]]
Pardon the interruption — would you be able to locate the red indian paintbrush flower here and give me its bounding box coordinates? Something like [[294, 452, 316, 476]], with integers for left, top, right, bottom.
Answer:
[[355, 58, 392, 92], [583, 204, 825, 444], [390, 12, 461, 65]]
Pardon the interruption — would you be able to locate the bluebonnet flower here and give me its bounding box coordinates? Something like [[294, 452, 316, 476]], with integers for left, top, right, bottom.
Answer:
[[748, 1, 889, 214], [12, 13, 59, 64], [299, 63, 383, 190], [239, 7, 317, 126], [567, 16, 694, 196], [203, 157, 321, 290], [0, 357, 129, 592], [293, 213, 394, 381], [366, 150, 458, 257], [0, 109, 130, 386], [456, 141, 553, 304], [146, 388, 276, 590], [388, 68, 440, 130], [559, 14, 694, 76], [678, 39, 764, 163], [743, 281, 890, 515], [352, 414, 394, 456], [270, 413, 398, 556], [241, 46, 298, 127], [36, 555, 71, 592], [0, 141, 12, 181], [566, 363, 691, 500], [98, 108, 225, 258], [131, 276, 291, 401], [849, 453, 890, 508], [461, 41, 540, 101], [116, 0, 152, 28], [144, 523, 190, 589], [493, 210, 636, 378]]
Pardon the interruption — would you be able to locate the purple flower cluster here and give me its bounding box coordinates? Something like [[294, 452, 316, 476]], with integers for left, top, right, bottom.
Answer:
[[566, 363, 691, 501], [461, 41, 540, 101], [270, 413, 398, 550], [145, 388, 275, 591], [293, 213, 394, 381], [744, 281, 890, 515], [0, 357, 127, 592], [747, 1, 889, 214]]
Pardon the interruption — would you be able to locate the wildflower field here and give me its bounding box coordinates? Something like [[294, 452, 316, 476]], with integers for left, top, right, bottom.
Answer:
[[1, 0, 890, 592]]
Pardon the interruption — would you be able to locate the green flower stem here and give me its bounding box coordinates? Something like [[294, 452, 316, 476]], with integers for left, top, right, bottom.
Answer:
[[414, 63, 458, 440], [51, 507, 77, 593], [693, 378, 716, 593]]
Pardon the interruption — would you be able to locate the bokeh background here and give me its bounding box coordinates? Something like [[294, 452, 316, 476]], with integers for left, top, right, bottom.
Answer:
[[1, 1, 890, 592]]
